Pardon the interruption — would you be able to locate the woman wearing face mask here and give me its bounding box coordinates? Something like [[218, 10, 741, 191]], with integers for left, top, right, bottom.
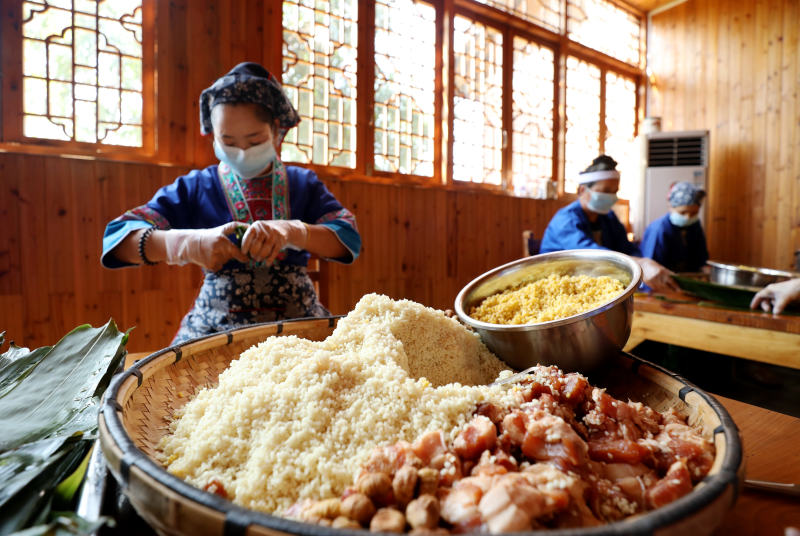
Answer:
[[640, 182, 709, 273], [101, 62, 361, 343], [540, 155, 678, 292]]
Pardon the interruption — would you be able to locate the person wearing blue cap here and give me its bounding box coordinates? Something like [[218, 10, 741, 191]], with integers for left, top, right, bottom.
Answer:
[[640, 182, 709, 273], [101, 63, 361, 343], [540, 155, 678, 292]]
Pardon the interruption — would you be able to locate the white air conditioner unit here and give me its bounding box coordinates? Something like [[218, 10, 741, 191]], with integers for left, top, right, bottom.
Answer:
[[630, 129, 709, 238]]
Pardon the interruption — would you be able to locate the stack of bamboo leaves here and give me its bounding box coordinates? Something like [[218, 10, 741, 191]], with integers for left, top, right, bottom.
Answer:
[[0, 321, 128, 535]]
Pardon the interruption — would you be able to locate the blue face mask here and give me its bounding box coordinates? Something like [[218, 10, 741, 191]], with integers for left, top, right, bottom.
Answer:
[[586, 190, 618, 214], [669, 212, 700, 227], [214, 139, 277, 179]]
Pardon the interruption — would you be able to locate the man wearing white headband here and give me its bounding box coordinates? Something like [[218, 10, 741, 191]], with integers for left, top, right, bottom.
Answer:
[[540, 155, 678, 292]]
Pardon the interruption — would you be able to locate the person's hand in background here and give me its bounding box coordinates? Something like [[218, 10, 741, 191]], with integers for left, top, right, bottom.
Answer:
[[750, 278, 800, 314], [636, 257, 680, 293]]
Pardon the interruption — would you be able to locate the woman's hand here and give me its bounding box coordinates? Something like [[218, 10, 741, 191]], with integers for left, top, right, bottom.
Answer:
[[162, 222, 249, 271], [636, 257, 680, 293], [240, 219, 308, 265], [750, 278, 800, 314]]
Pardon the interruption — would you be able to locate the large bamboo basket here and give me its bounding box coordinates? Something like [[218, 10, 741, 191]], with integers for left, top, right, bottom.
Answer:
[[98, 317, 743, 536]]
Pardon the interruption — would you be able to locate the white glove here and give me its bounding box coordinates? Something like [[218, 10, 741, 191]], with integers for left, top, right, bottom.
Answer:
[[750, 278, 800, 314], [241, 219, 308, 265], [636, 257, 680, 292], [163, 222, 248, 272]]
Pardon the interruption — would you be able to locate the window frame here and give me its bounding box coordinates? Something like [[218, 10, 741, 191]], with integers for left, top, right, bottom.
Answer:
[[275, 0, 644, 198], [0, 0, 156, 159], [446, 5, 509, 192], [0, 0, 643, 195]]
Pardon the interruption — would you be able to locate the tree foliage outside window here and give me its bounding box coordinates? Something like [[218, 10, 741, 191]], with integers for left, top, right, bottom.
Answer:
[[568, 0, 643, 67], [476, 0, 563, 33], [281, 0, 359, 168], [373, 0, 436, 177], [564, 56, 601, 194], [451, 15, 505, 186], [21, 0, 144, 147], [512, 37, 555, 198], [605, 72, 638, 200], [10, 0, 641, 195], [277, 0, 641, 199]]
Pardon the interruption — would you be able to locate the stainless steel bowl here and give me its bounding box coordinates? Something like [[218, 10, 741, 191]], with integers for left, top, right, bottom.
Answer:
[[707, 260, 800, 290], [454, 249, 642, 373]]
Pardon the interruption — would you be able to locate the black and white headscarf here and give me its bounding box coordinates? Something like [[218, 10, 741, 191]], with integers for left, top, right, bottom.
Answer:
[[199, 62, 300, 142]]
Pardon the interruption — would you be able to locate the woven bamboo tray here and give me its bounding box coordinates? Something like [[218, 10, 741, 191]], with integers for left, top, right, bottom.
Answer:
[[98, 317, 743, 536]]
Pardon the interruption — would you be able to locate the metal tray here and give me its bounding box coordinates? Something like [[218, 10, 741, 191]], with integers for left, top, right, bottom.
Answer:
[[708, 261, 800, 290]]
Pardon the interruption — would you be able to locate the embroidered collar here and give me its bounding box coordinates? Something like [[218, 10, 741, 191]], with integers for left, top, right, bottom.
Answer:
[[218, 159, 290, 223]]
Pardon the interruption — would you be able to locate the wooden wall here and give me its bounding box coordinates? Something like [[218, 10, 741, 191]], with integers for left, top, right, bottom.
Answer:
[[0, 151, 563, 352], [648, 0, 800, 270], [0, 0, 568, 352]]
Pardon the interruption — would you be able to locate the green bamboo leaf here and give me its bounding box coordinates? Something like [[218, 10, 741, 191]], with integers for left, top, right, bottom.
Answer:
[[0, 320, 127, 533], [0, 443, 90, 534], [0, 345, 51, 398], [9, 511, 112, 536], [0, 437, 70, 507], [0, 320, 126, 452], [54, 447, 93, 504], [672, 274, 757, 309]]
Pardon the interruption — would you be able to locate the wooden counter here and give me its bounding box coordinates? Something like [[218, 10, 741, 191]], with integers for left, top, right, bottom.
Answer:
[[713, 394, 800, 535], [626, 293, 800, 369]]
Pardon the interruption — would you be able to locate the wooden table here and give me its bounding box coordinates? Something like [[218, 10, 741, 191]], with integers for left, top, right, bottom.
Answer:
[[625, 293, 800, 369], [120, 352, 799, 535], [712, 394, 800, 535]]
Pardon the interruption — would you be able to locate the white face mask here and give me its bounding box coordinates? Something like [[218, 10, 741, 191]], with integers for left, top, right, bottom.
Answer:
[[214, 139, 277, 179], [669, 212, 700, 227], [586, 190, 618, 214]]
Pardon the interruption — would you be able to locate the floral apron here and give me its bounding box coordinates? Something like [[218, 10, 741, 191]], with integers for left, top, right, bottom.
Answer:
[[172, 160, 328, 344]]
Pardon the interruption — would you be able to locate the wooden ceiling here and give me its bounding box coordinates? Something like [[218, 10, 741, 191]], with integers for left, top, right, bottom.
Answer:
[[623, 0, 681, 14]]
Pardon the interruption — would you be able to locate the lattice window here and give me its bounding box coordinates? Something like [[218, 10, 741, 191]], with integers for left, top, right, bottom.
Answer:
[[511, 36, 555, 199], [475, 0, 563, 33], [604, 72, 637, 200], [452, 15, 504, 186], [373, 0, 436, 177], [21, 0, 143, 146], [281, 0, 358, 169], [567, 0, 642, 67], [564, 56, 601, 193]]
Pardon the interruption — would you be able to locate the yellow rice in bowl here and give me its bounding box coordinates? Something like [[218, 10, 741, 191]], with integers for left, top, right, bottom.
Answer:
[[469, 272, 625, 325]]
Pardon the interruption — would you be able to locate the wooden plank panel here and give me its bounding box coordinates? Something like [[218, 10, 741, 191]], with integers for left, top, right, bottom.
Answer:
[[0, 155, 22, 294], [629, 310, 800, 369], [790, 0, 800, 267], [155, 0, 189, 163], [649, 0, 799, 271], [760, 0, 784, 267], [0, 150, 569, 350], [749, 0, 769, 265], [716, 0, 734, 262], [17, 155, 49, 343], [44, 157, 77, 294], [188, 1, 224, 166], [778, 0, 799, 270], [0, 295, 24, 345], [733, 0, 755, 264]]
